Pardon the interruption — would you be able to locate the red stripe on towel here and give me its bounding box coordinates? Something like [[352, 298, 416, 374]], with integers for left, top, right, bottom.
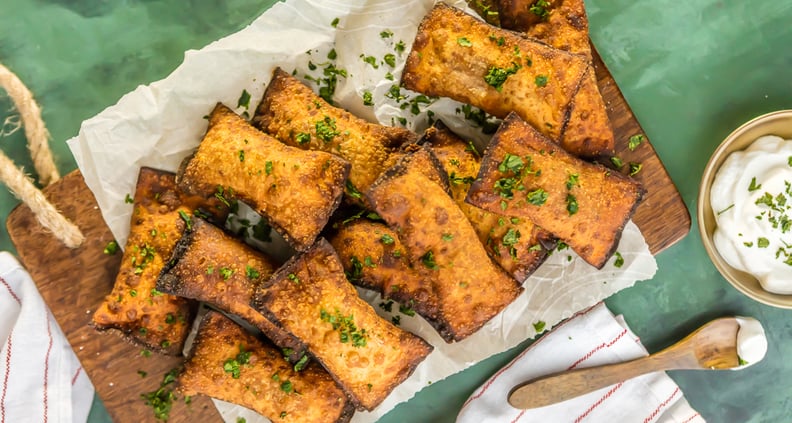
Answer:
[[567, 328, 628, 370], [643, 387, 680, 423], [458, 303, 602, 411], [573, 382, 624, 423], [0, 277, 20, 306], [1, 329, 13, 423]]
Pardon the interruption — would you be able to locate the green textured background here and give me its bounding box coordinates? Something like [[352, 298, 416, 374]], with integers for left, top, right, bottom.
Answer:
[[1, 0, 791, 421]]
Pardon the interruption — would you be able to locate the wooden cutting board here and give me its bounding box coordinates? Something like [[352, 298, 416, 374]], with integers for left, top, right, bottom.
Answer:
[[6, 47, 689, 423]]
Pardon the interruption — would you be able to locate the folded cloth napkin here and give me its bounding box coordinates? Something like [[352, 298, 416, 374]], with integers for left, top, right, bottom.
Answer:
[[457, 303, 706, 423], [0, 252, 94, 423]]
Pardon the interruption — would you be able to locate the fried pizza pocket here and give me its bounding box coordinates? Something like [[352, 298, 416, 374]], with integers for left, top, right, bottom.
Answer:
[[177, 103, 349, 251], [251, 239, 432, 411], [178, 311, 355, 423], [252, 68, 416, 203], [93, 167, 229, 355], [466, 113, 644, 268], [156, 217, 306, 362], [367, 147, 523, 342]]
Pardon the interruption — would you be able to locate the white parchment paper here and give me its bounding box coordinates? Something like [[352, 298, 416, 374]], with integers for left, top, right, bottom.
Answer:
[[67, 0, 658, 421]]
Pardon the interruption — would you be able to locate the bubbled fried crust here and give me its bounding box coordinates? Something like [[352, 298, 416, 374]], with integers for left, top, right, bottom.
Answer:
[[466, 113, 644, 269], [327, 219, 443, 333], [367, 148, 523, 342], [177, 103, 350, 251], [156, 218, 306, 362], [92, 167, 229, 355], [252, 68, 417, 204], [498, 0, 592, 60], [178, 311, 355, 423], [561, 66, 615, 158], [424, 123, 555, 281], [401, 3, 587, 141], [251, 239, 433, 411]]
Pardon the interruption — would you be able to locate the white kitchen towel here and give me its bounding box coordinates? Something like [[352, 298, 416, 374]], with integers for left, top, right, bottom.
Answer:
[[457, 303, 706, 423], [0, 251, 94, 423]]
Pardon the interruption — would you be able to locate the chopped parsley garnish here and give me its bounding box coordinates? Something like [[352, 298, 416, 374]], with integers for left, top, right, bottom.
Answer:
[[380, 234, 395, 245], [395, 40, 406, 54], [530, 0, 551, 20], [758, 237, 770, 248], [178, 210, 193, 231], [131, 243, 156, 275], [442, 233, 454, 242], [362, 91, 374, 106], [489, 35, 505, 46], [566, 194, 579, 215], [629, 162, 643, 176], [219, 267, 234, 280], [420, 250, 438, 270], [238, 149, 245, 162], [315, 116, 340, 143], [610, 156, 624, 169], [534, 75, 548, 87], [748, 177, 762, 192], [295, 132, 311, 144], [237, 89, 251, 109], [449, 172, 475, 185], [457, 37, 473, 47], [327, 49, 337, 60], [345, 180, 363, 199], [380, 29, 393, 38], [457, 104, 500, 134], [103, 241, 119, 255], [245, 265, 260, 280], [320, 308, 368, 347], [399, 301, 416, 316], [141, 367, 180, 421], [288, 273, 300, 284], [499, 153, 524, 173], [125, 193, 134, 204], [280, 380, 294, 394], [384, 53, 396, 67], [361, 54, 379, 69], [346, 256, 364, 282], [717, 204, 735, 216], [533, 320, 546, 333], [628, 134, 644, 151], [613, 251, 624, 268], [484, 62, 521, 92], [566, 173, 580, 190], [331, 17, 339, 27], [223, 344, 252, 379], [526, 188, 548, 206], [293, 354, 309, 372]]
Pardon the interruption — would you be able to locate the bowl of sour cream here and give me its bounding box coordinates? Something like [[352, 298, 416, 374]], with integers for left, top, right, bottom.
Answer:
[[699, 110, 792, 308]]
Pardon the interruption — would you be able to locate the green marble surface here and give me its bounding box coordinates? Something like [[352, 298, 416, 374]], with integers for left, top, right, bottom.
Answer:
[[1, 0, 791, 421]]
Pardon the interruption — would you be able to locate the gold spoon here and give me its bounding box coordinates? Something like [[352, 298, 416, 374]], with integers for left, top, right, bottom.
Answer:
[[508, 317, 740, 409]]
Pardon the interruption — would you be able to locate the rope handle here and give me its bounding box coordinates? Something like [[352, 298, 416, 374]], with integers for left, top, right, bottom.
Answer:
[[0, 63, 85, 248]]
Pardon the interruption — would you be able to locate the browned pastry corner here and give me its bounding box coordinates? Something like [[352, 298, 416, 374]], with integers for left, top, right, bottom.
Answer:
[[423, 123, 556, 281], [251, 238, 433, 411], [92, 167, 230, 355], [498, 0, 591, 60], [367, 147, 523, 342], [178, 311, 355, 423], [177, 103, 350, 251], [156, 217, 306, 362], [252, 67, 417, 205], [401, 3, 588, 142], [466, 113, 644, 268]]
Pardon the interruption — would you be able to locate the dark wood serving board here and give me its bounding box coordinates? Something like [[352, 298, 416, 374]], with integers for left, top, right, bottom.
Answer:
[[6, 47, 689, 423]]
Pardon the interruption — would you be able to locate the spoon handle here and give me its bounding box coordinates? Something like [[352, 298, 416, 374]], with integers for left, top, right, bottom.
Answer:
[[507, 350, 691, 409]]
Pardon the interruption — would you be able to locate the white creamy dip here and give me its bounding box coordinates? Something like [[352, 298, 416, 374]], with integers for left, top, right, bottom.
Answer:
[[733, 316, 768, 369], [711, 135, 792, 294]]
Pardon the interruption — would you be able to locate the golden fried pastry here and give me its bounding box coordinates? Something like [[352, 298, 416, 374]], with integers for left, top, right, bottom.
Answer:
[[367, 147, 523, 342], [424, 123, 555, 281], [466, 113, 644, 268], [251, 239, 432, 411], [156, 217, 306, 362], [328, 219, 442, 330], [561, 66, 615, 158], [177, 103, 350, 251], [252, 68, 416, 204], [401, 3, 588, 141], [178, 311, 355, 423], [498, 0, 591, 60], [92, 167, 229, 355]]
